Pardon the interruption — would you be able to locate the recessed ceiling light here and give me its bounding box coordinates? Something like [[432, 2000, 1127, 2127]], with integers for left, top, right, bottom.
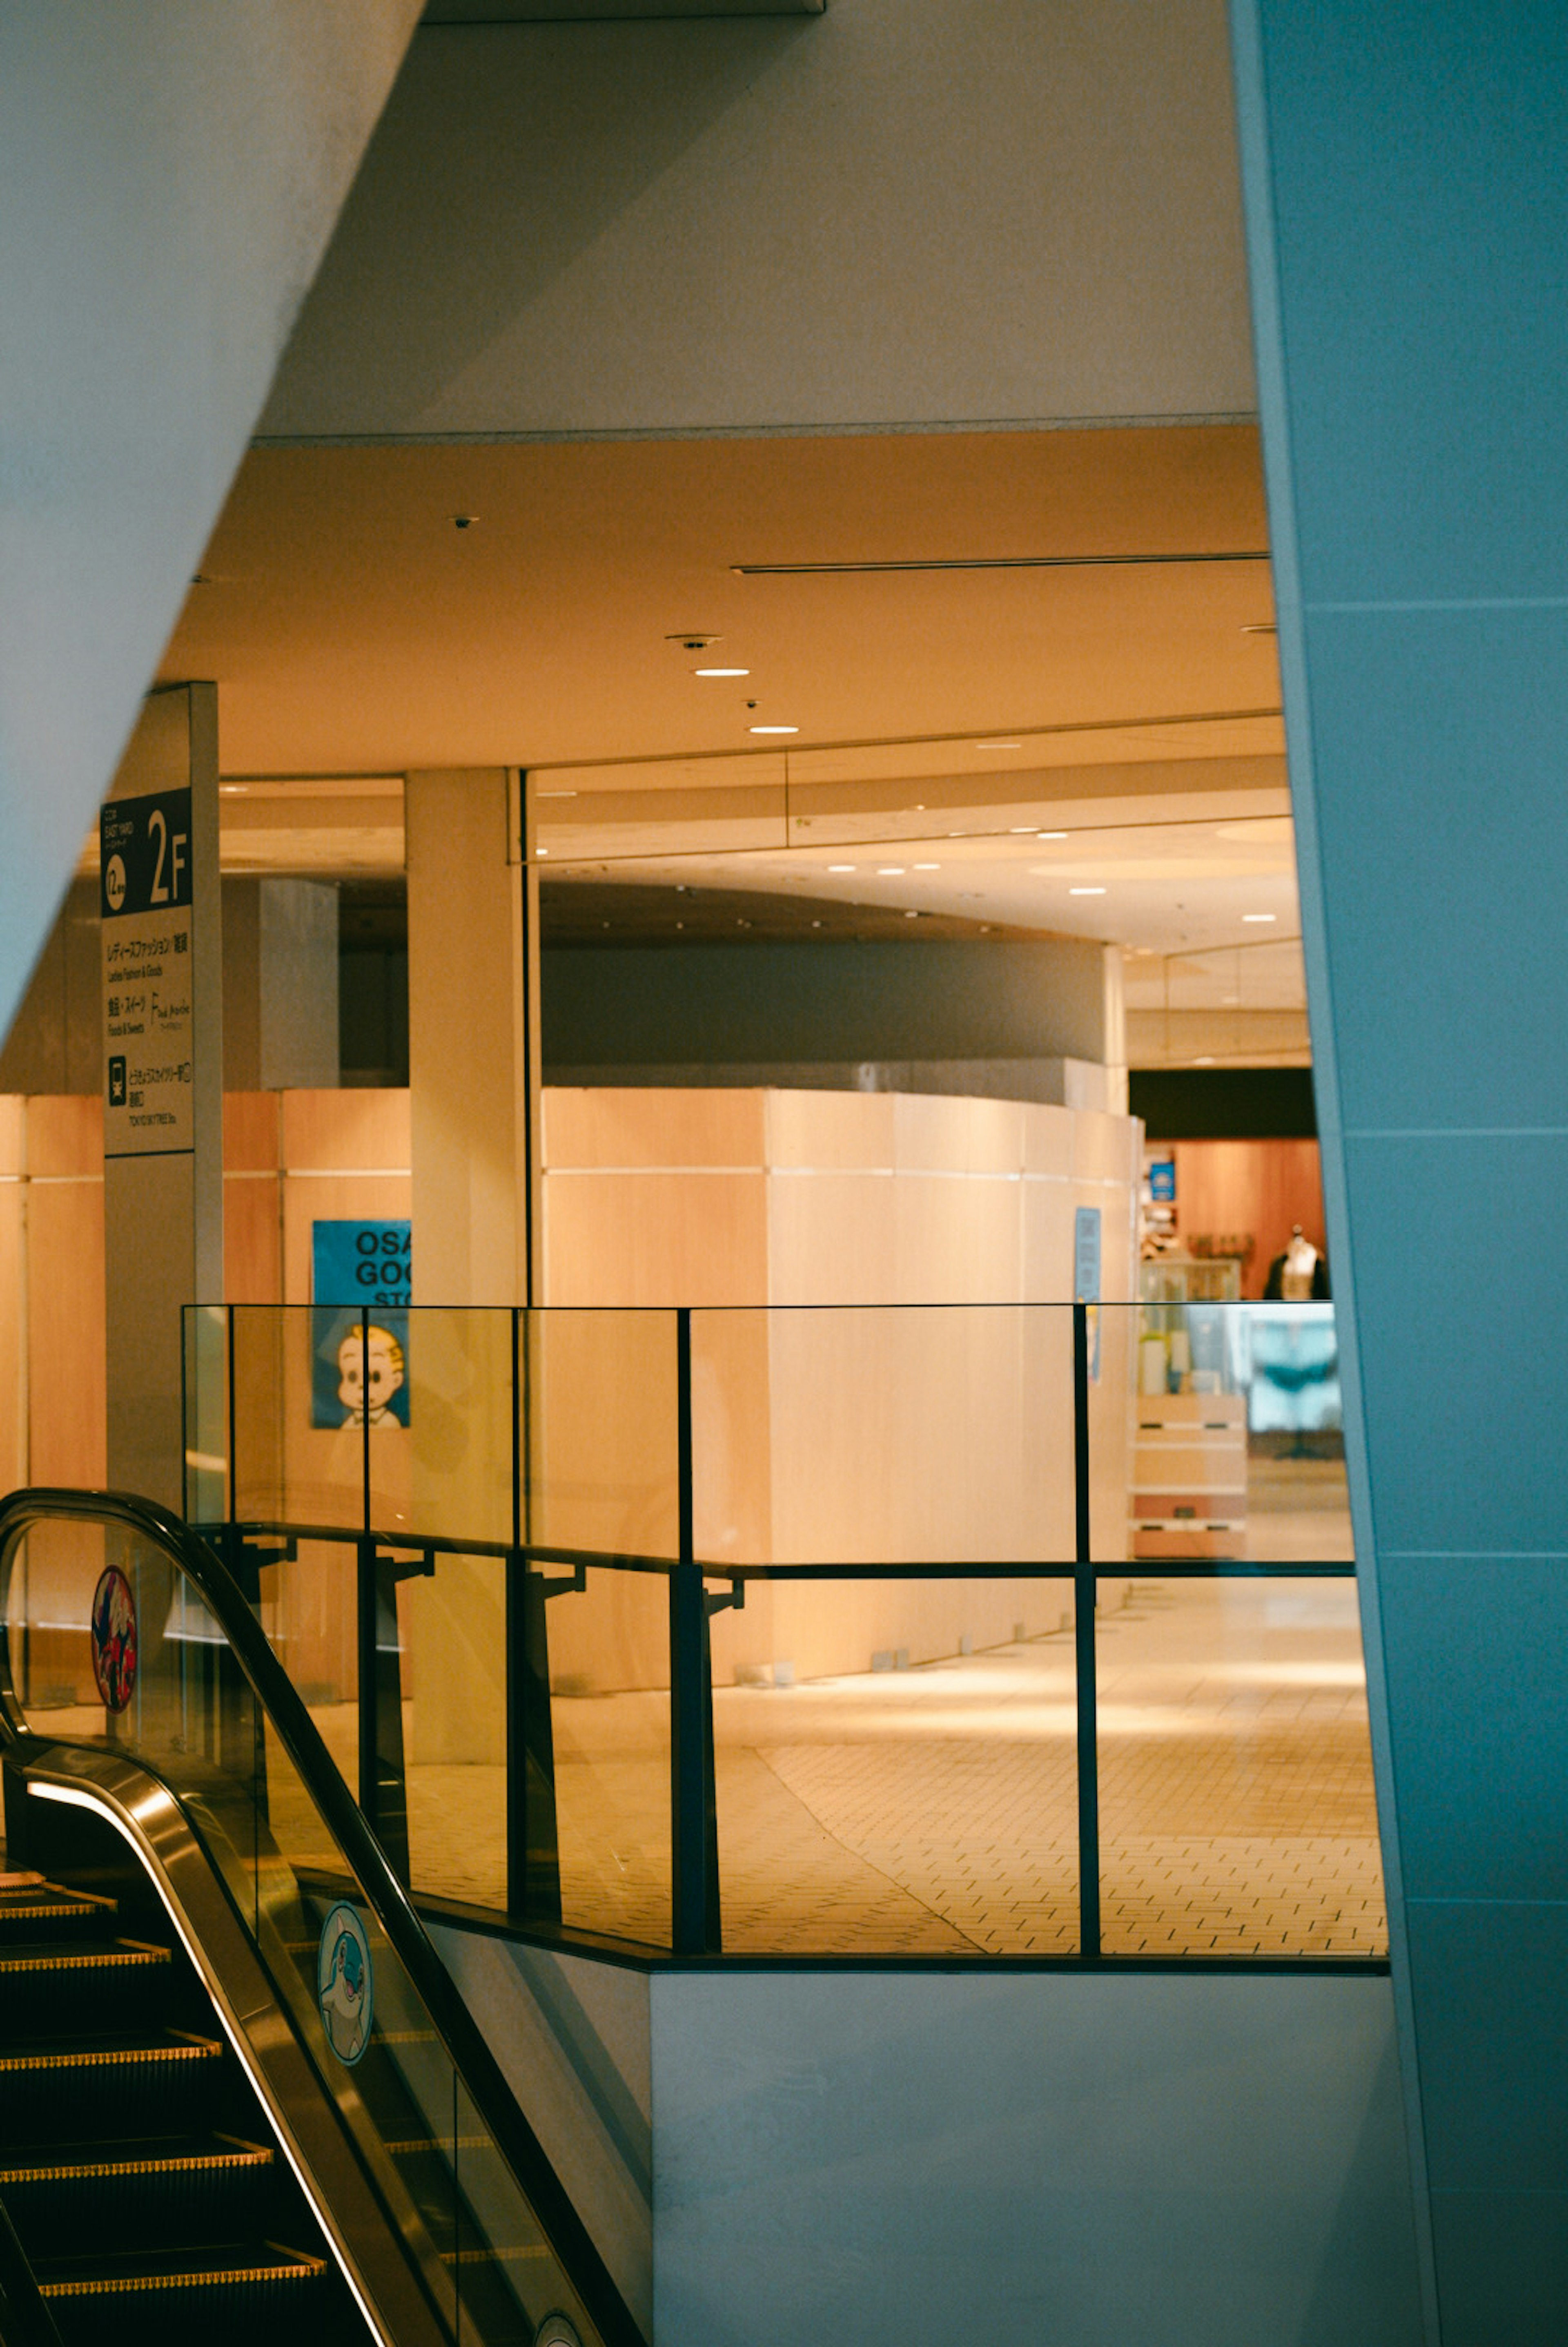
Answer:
[[1036, 830, 1068, 841], [1069, 886, 1107, 896], [536, 788, 578, 799], [749, 724, 798, 735], [913, 861, 940, 870], [1222, 994, 1240, 1005], [1242, 912, 1276, 923], [695, 667, 750, 678], [535, 848, 549, 857], [1009, 826, 1036, 835], [878, 866, 906, 876], [1194, 1055, 1216, 1066], [975, 740, 1022, 750], [904, 909, 919, 919], [219, 785, 247, 796], [828, 863, 857, 873]]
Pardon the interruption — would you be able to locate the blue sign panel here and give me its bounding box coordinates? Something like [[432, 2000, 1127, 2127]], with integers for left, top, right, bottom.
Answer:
[[1149, 1158, 1176, 1203], [1074, 1205, 1102, 1384], [1074, 1207, 1102, 1304], [311, 1220, 410, 1430]]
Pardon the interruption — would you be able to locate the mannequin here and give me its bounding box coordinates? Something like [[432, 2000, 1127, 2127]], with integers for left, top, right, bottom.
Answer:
[[1264, 1223, 1330, 1301]]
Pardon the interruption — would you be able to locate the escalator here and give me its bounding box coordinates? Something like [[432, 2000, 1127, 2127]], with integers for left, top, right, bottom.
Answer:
[[0, 1488, 642, 2347]]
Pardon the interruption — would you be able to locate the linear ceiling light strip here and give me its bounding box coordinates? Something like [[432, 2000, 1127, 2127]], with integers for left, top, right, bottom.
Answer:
[[731, 552, 1271, 575]]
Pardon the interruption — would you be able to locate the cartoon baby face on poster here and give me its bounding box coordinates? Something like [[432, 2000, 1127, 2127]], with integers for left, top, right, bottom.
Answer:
[[335, 1323, 405, 1429]]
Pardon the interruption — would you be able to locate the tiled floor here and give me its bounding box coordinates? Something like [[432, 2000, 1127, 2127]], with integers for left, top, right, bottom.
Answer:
[[387, 1503, 1385, 1959]]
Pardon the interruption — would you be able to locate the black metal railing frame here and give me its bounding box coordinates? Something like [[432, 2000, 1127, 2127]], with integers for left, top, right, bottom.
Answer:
[[187, 1301, 1365, 1971], [0, 1484, 644, 2347]]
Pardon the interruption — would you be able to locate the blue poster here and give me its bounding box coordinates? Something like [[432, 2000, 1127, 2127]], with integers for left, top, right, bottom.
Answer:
[[312, 1220, 411, 1430], [1074, 1205, 1102, 1384], [1149, 1158, 1176, 1203]]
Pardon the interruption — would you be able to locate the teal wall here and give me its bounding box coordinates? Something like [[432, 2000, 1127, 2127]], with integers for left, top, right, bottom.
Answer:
[[1230, 6, 1568, 2337]]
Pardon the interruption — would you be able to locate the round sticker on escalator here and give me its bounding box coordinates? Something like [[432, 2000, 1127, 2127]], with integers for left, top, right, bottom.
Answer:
[[317, 1902, 374, 2066], [89, 1565, 138, 1714]]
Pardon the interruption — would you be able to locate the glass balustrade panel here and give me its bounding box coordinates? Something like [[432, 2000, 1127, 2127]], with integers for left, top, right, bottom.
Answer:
[[1094, 1571, 1384, 1956], [707, 1573, 1080, 1954]]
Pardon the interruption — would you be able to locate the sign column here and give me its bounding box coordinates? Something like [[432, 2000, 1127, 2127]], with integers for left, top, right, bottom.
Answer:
[[101, 685, 223, 1510]]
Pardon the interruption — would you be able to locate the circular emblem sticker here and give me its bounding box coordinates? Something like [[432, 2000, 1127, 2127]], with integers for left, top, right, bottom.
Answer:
[[90, 1566, 138, 1714], [317, 1903, 374, 2066]]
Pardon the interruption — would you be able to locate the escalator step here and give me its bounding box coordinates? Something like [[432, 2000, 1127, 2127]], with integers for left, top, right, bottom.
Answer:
[[0, 2030, 225, 2136], [0, 2132, 274, 2186], [0, 1936, 167, 1972], [0, 1881, 114, 1935], [0, 2030, 222, 2072], [0, 2132, 277, 2257], [35, 2238, 331, 2345], [0, 1937, 174, 2031]]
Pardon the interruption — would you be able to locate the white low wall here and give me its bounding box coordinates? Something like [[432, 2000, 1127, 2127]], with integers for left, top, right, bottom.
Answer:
[[648, 1969, 1423, 2347], [430, 1927, 1423, 2347]]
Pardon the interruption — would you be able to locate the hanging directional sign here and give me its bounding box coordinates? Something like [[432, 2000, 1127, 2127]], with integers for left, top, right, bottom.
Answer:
[[100, 788, 195, 1157]]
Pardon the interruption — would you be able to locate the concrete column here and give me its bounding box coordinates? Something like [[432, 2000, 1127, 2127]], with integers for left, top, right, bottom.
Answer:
[[407, 769, 535, 1309], [223, 877, 339, 1090], [102, 685, 222, 1508], [1231, 6, 1568, 2337], [405, 768, 539, 1767]]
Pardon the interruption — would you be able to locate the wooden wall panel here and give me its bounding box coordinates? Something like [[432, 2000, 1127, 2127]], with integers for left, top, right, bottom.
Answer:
[[0, 1180, 25, 1493], [26, 1172, 105, 1488], [1166, 1139, 1326, 1298], [543, 1171, 768, 1308], [281, 1087, 410, 1174], [541, 1087, 1143, 1682]]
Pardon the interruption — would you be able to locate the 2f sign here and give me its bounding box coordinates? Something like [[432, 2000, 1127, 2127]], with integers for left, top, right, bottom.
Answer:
[[100, 788, 194, 919], [147, 806, 187, 904]]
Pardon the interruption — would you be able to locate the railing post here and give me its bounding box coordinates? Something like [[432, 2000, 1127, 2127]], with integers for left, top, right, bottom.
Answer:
[[508, 1303, 563, 1925], [670, 1308, 720, 1954], [356, 1532, 378, 1837], [1073, 1301, 1101, 1960]]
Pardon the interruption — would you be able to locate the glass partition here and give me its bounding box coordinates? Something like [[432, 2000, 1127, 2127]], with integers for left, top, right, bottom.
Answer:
[[182, 1301, 1381, 1966], [1095, 1572, 1383, 1956], [708, 1573, 1078, 1953], [690, 1306, 1079, 1567], [541, 1565, 672, 1948]]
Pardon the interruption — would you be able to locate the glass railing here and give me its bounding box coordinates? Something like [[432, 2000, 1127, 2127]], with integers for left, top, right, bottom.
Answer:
[[181, 1302, 1380, 1965], [0, 1487, 640, 2347]]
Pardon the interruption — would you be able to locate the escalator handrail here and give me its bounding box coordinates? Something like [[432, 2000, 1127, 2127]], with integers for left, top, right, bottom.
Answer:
[[0, 1485, 645, 2347]]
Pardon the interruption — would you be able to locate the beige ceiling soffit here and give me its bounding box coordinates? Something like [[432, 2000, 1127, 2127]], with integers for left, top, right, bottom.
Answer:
[[530, 712, 1287, 794], [537, 781, 1294, 866], [533, 754, 1290, 853]]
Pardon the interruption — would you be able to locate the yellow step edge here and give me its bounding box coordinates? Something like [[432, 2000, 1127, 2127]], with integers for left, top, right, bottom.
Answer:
[[0, 2037, 221, 2073], [41, 2253, 326, 2299], [0, 2147, 273, 2186], [0, 1942, 168, 1975]]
